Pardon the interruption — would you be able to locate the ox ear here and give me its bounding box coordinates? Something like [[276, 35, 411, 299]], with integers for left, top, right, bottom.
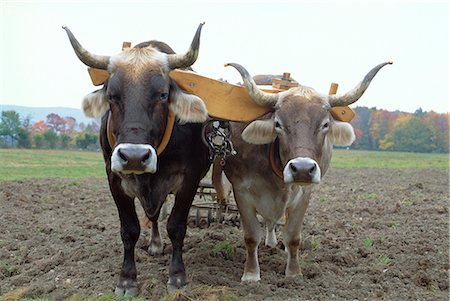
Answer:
[[82, 88, 109, 119], [242, 119, 276, 145], [169, 82, 208, 124], [328, 120, 356, 146]]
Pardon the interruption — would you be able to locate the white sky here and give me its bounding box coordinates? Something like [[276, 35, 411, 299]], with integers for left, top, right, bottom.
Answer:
[[0, 0, 448, 114]]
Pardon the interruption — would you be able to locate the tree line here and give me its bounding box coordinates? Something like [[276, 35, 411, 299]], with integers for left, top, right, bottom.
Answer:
[[0, 111, 99, 150], [0, 107, 448, 153], [350, 107, 449, 153]]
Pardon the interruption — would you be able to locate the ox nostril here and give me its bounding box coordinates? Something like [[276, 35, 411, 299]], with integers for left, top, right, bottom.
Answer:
[[142, 150, 151, 163], [290, 163, 298, 173], [118, 149, 128, 163], [309, 164, 316, 175]]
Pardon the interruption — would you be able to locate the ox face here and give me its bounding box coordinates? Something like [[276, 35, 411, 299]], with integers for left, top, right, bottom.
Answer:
[[275, 97, 332, 184], [106, 58, 170, 174], [64, 24, 208, 175], [106, 62, 171, 175], [242, 92, 355, 185]]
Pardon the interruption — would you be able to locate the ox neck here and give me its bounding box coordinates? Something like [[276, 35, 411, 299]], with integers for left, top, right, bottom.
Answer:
[[269, 138, 284, 180], [106, 110, 175, 156]]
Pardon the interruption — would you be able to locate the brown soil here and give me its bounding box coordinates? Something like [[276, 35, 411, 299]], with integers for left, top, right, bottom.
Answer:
[[0, 168, 448, 300]]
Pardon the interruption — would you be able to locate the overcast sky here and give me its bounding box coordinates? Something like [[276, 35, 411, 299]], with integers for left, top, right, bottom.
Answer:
[[0, 0, 448, 114]]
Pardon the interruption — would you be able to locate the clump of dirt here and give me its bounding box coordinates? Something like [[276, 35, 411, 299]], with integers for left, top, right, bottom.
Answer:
[[0, 168, 448, 300]]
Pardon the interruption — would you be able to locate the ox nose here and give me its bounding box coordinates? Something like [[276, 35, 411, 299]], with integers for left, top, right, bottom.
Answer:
[[283, 158, 321, 184], [111, 143, 157, 174], [118, 148, 151, 171], [289, 161, 316, 177]]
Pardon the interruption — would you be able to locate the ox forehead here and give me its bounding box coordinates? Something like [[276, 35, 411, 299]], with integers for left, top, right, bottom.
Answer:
[[275, 93, 330, 121], [276, 85, 327, 107], [108, 47, 169, 78]]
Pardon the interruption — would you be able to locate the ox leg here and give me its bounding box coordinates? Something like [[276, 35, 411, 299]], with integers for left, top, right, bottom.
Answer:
[[143, 192, 171, 256], [148, 219, 164, 256], [166, 182, 198, 291], [283, 189, 311, 278], [235, 193, 261, 282], [109, 177, 140, 297]]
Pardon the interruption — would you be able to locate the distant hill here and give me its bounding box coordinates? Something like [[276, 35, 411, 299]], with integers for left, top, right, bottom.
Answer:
[[0, 105, 96, 125]]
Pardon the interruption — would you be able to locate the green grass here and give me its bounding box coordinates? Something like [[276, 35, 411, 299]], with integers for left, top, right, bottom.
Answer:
[[0, 260, 19, 277], [212, 241, 235, 260], [66, 294, 148, 301], [363, 236, 374, 248], [0, 149, 105, 180], [7, 292, 149, 301], [0, 148, 447, 181], [331, 149, 449, 169], [310, 235, 321, 251], [377, 254, 392, 265]]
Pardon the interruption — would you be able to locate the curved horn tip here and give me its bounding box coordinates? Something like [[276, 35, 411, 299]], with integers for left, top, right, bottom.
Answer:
[[387, 61, 393, 65], [224, 63, 241, 69], [200, 21, 205, 26]]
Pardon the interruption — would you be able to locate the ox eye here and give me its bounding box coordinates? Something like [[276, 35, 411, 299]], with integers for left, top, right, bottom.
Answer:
[[274, 120, 284, 133], [108, 95, 119, 103], [322, 122, 330, 130], [160, 92, 169, 101]]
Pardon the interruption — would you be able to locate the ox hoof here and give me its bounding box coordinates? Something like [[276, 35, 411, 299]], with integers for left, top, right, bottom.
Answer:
[[167, 276, 188, 293], [241, 272, 261, 282], [286, 260, 302, 278], [285, 269, 302, 278], [115, 280, 138, 297]]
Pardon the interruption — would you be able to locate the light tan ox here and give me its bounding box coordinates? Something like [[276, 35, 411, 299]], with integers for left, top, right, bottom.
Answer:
[[217, 62, 392, 281]]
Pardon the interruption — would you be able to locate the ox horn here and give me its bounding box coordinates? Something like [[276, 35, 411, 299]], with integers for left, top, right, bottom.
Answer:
[[328, 61, 393, 107], [62, 26, 110, 70], [225, 63, 279, 107], [167, 22, 205, 70]]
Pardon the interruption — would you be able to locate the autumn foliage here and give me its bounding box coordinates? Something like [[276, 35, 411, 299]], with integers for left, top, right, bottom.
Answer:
[[1, 111, 99, 150], [351, 107, 449, 153]]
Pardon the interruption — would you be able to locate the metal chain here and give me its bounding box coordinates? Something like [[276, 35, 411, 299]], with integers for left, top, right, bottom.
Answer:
[[201, 120, 237, 165]]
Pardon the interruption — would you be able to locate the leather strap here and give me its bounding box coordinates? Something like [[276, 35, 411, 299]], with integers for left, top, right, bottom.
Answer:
[[269, 139, 284, 180], [106, 112, 116, 148], [156, 110, 175, 155]]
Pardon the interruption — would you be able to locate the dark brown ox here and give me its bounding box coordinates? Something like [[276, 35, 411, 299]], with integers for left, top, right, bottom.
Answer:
[[219, 62, 391, 281], [63, 24, 210, 295]]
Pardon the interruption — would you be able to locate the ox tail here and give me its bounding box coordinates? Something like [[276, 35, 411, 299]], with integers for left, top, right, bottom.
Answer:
[[141, 214, 152, 229], [212, 160, 233, 221]]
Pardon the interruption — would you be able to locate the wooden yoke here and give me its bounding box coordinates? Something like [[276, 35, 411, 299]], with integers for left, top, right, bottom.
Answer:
[[170, 70, 272, 122], [87, 68, 108, 86], [271, 72, 299, 90], [328, 83, 355, 122]]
